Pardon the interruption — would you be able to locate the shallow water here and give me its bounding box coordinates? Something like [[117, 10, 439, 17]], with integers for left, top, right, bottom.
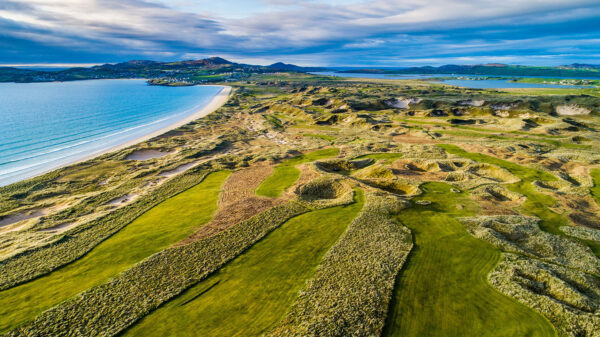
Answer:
[[310, 71, 591, 89], [0, 80, 222, 186]]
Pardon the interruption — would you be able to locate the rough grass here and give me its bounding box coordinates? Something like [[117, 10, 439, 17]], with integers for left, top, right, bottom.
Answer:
[[439, 144, 600, 257], [0, 171, 230, 333], [5, 202, 308, 337], [354, 152, 404, 164], [303, 133, 336, 143], [267, 191, 412, 337], [256, 148, 340, 197], [591, 168, 600, 207], [123, 190, 364, 337], [383, 182, 556, 337]]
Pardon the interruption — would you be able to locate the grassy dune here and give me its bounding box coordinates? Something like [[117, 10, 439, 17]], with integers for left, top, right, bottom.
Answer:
[[383, 182, 556, 337], [123, 190, 364, 337], [256, 147, 340, 197], [0, 171, 230, 333], [440, 144, 600, 256]]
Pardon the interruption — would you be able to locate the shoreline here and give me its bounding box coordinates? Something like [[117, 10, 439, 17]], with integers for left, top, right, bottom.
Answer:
[[97, 85, 231, 157], [1, 85, 232, 187]]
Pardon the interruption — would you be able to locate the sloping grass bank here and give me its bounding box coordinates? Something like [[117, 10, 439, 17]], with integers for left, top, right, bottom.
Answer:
[[0, 171, 230, 333], [383, 182, 556, 337], [256, 148, 340, 197], [124, 191, 364, 336]]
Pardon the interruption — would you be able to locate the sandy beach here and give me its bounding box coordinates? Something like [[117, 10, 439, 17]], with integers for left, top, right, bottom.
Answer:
[[0, 85, 231, 186], [106, 85, 232, 155]]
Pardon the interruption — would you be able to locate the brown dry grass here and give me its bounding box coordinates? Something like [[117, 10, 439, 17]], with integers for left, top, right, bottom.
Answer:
[[180, 163, 284, 243]]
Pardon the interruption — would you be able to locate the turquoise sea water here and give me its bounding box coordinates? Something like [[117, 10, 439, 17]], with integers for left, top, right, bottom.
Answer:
[[0, 80, 222, 186]]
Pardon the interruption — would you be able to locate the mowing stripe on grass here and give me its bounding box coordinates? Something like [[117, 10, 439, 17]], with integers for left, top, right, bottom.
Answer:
[[0, 171, 230, 333], [123, 190, 364, 337], [256, 147, 340, 197], [383, 182, 556, 337]]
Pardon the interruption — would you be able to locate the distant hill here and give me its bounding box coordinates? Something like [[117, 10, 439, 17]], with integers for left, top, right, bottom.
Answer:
[[342, 64, 600, 78], [0, 57, 325, 83], [560, 63, 600, 70], [267, 62, 326, 72]]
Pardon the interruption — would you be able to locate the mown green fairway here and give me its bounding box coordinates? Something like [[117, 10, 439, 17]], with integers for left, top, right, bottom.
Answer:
[[0, 171, 230, 333], [384, 182, 556, 337], [256, 147, 339, 197], [124, 190, 365, 337]]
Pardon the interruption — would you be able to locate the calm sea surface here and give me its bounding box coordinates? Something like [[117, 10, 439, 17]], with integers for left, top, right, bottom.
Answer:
[[310, 71, 592, 89], [0, 80, 222, 186]]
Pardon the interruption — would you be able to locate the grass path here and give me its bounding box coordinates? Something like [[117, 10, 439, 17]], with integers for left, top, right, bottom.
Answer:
[[0, 171, 230, 333], [383, 182, 556, 337], [124, 191, 365, 337], [256, 147, 339, 197]]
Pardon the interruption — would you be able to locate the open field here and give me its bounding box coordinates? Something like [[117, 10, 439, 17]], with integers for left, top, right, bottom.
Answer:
[[124, 190, 364, 336], [0, 171, 229, 333], [1, 73, 599, 336]]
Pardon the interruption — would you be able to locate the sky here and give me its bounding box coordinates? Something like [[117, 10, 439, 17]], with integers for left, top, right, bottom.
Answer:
[[1, 0, 599, 67]]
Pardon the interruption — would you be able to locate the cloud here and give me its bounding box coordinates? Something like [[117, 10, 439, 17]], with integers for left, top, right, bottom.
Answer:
[[0, 0, 599, 65]]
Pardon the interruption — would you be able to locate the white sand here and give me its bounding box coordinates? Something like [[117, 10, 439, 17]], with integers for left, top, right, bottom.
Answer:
[[126, 150, 173, 161]]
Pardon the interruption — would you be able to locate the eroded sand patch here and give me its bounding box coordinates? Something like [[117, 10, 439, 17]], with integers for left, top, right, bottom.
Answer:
[[158, 162, 198, 177], [126, 149, 173, 161]]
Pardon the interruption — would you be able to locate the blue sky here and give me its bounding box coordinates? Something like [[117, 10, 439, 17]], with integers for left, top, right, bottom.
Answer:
[[1, 0, 599, 66]]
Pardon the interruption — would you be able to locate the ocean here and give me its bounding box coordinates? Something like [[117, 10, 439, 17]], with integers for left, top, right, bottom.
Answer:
[[0, 80, 222, 186]]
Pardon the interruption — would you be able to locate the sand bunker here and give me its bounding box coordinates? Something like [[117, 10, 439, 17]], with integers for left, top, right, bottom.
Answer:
[[555, 104, 591, 116], [106, 194, 139, 206], [126, 149, 173, 161], [159, 162, 198, 177], [0, 209, 46, 228]]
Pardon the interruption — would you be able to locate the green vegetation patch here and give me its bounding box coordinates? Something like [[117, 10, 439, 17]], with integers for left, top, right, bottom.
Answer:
[[6, 202, 308, 337], [256, 147, 340, 197], [303, 133, 336, 143], [591, 169, 600, 207], [267, 191, 412, 336], [124, 190, 364, 336], [439, 144, 600, 258], [383, 182, 556, 337], [355, 152, 404, 164], [0, 168, 214, 291], [0, 171, 230, 333]]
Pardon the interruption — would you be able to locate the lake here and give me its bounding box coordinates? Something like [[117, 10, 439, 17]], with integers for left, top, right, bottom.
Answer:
[[310, 71, 590, 89], [0, 80, 222, 186]]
